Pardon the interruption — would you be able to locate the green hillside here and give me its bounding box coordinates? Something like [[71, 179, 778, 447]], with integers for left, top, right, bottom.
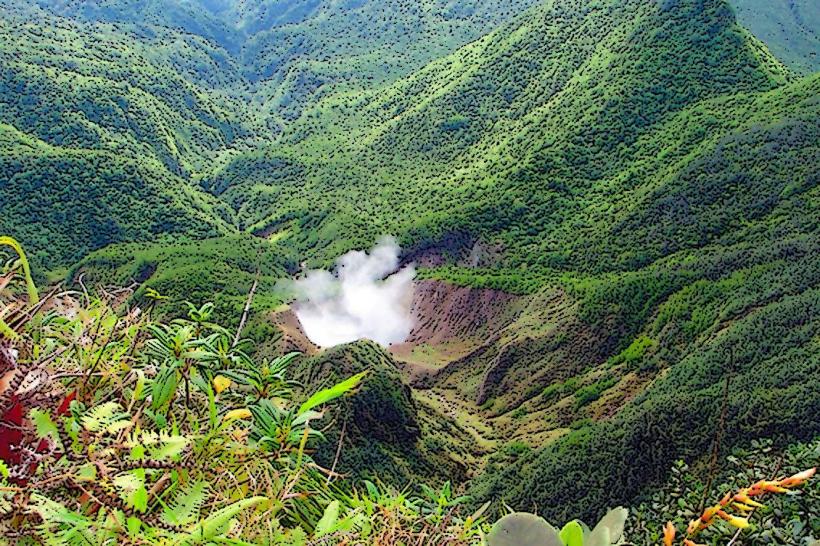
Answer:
[[0, 0, 540, 271], [0, 8, 272, 271], [194, 0, 819, 522], [210, 0, 799, 270], [0, 123, 233, 271], [0, 14, 250, 173], [30, 0, 543, 119], [730, 0, 819, 73]]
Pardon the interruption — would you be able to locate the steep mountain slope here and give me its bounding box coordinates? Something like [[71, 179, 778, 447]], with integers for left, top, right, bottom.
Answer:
[[197, 0, 819, 521], [0, 0, 541, 271], [0, 123, 233, 270], [730, 0, 819, 72], [0, 13, 245, 269], [211, 0, 795, 268], [288, 341, 474, 484], [29, 0, 542, 119], [469, 244, 820, 521], [236, 0, 542, 118], [0, 15, 244, 174]]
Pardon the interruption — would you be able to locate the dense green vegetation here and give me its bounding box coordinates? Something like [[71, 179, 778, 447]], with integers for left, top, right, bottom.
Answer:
[[630, 438, 820, 544], [0, 0, 818, 541], [0, 243, 815, 544]]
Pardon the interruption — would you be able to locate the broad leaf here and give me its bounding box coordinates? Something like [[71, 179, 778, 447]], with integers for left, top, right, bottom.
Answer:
[[298, 372, 366, 414]]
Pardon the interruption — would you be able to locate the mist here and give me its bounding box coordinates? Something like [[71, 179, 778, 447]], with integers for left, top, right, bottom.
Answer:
[[289, 237, 416, 348]]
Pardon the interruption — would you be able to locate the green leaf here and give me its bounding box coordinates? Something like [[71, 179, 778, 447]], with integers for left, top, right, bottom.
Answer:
[[315, 500, 340, 538], [364, 480, 379, 499], [30, 408, 59, 442], [180, 496, 267, 544], [0, 317, 18, 341], [298, 371, 366, 414], [76, 463, 97, 481], [82, 402, 128, 433], [133, 486, 148, 513], [132, 369, 146, 403], [559, 520, 584, 546], [145, 432, 188, 460], [488, 513, 562, 546], [126, 516, 142, 536], [585, 527, 610, 546], [113, 473, 146, 511], [151, 365, 179, 411], [588, 507, 627, 545]]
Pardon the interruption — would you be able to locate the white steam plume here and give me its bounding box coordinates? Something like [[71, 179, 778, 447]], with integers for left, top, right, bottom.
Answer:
[[290, 237, 415, 348]]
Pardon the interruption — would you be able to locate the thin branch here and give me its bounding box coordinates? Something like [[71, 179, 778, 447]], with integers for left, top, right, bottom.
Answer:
[[700, 347, 733, 512], [327, 418, 347, 486], [233, 271, 259, 349]]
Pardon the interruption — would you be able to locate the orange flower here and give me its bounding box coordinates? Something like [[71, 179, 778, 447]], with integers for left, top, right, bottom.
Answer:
[[732, 502, 756, 512], [687, 518, 702, 535], [733, 488, 764, 508], [663, 521, 676, 546], [748, 479, 787, 495], [778, 467, 816, 488], [718, 492, 732, 506], [700, 504, 720, 522], [760, 481, 789, 494]]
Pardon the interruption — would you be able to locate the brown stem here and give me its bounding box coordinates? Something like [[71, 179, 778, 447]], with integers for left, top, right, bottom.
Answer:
[[233, 271, 259, 349]]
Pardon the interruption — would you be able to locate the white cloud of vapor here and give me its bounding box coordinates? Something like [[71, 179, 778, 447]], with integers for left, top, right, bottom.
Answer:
[[290, 237, 416, 348]]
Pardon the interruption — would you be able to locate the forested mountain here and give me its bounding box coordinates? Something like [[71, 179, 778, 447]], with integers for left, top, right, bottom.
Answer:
[[731, 0, 819, 72], [26, 0, 543, 119], [0, 0, 541, 268], [210, 0, 805, 270], [0, 0, 818, 539], [195, 0, 819, 519], [0, 12, 242, 268]]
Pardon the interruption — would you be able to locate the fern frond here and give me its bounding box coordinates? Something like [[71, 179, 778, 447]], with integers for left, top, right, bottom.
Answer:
[[175, 496, 267, 545], [150, 431, 189, 460], [163, 480, 210, 526], [82, 402, 130, 434], [28, 494, 95, 546]]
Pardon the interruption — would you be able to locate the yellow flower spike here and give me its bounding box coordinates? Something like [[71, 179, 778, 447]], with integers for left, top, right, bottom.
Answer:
[[717, 511, 749, 529], [213, 375, 232, 394], [663, 521, 676, 546], [733, 489, 764, 508], [732, 502, 757, 512], [779, 467, 816, 488], [760, 481, 789, 494], [749, 479, 788, 494], [223, 408, 252, 422]]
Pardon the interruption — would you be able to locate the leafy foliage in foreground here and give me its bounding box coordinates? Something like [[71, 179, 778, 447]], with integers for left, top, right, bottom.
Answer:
[[1, 241, 817, 545], [0, 243, 489, 544]]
